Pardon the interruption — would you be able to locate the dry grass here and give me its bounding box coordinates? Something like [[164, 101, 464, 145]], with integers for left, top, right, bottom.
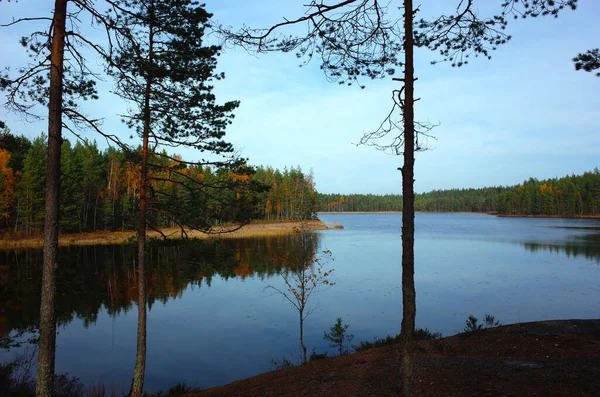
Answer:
[[0, 220, 337, 250]]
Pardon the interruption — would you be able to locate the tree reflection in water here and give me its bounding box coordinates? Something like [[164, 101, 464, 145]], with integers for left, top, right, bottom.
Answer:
[[523, 233, 600, 264], [0, 233, 321, 347], [265, 231, 334, 364]]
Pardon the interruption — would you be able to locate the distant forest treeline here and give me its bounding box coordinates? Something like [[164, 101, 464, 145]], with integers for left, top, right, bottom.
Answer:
[[0, 132, 317, 235], [2, 132, 599, 233], [317, 168, 600, 216]]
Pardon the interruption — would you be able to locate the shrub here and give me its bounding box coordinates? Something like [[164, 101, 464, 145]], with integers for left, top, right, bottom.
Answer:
[[324, 317, 354, 356], [270, 356, 296, 370], [463, 314, 501, 333], [309, 348, 328, 362], [143, 383, 190, 397], [353, 328, 442, 352]]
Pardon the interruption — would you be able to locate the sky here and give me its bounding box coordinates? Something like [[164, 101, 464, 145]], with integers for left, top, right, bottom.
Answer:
[[0, 0, 599, 194]]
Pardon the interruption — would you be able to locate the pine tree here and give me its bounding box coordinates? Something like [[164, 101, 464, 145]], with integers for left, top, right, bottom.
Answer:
[[106, 1, 247, 394], [17, 136, 47, 235], [219, 1, 578, 394]]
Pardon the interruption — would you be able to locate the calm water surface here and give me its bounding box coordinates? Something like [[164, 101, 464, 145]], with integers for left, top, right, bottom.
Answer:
[[1, 213, 599, 391]]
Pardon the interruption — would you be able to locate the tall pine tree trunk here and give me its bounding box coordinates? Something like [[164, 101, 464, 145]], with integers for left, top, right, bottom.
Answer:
[[130, 11, 154, 397], [131, 120, 148, 397], [36, 1, 67, 396], [399, 0, 416, 395]]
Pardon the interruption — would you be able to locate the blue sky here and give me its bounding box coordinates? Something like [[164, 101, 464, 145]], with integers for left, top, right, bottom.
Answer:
[[1, 0, 599, 194]]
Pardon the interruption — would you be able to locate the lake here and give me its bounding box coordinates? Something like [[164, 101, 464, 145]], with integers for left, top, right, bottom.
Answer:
[[1, 213, 599, 392]]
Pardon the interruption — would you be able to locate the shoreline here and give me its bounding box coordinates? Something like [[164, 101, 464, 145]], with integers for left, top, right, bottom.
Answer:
[[0, 219, 338, 250], [317, 211, 401, 214], [493, 213, 600, 219], [318, 211, 488, 215], [319, 211, 600, 219], [185, 319, 600, 397]]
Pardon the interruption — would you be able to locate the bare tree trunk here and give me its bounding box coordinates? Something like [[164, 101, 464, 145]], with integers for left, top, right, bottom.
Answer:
[[94, 194, 98, 230], [399, 0, 416, 396], [130, 10, 154, 397], [14, 198, 19, 233], [36, 1, 67, 396], [299, 312, 307, 364]]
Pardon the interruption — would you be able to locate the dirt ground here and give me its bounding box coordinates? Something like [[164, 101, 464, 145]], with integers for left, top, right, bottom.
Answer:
[[0, 219, 336, 249], [185, 319, 600, 397]]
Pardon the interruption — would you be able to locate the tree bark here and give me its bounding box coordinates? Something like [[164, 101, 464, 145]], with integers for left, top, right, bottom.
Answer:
[[300, 312, 307, 364], [130, 130, 148, 397], [35, 1, 67, 396], [399, 0, 416, 396], [130, 9, 154, 396]]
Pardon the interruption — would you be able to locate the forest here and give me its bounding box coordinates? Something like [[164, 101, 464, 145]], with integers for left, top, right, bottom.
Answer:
[[0, 131, 318, 236], [317, 169, 600, 216], [2, 129, 599, 238]]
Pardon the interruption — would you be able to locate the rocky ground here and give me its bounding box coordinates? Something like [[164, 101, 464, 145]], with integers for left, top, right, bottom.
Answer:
[[185, 319, 600, 397]]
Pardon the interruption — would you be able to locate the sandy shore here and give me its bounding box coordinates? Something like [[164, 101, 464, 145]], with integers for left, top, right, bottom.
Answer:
[[317, 211, 402, 214], [0, 219, 340, 250]]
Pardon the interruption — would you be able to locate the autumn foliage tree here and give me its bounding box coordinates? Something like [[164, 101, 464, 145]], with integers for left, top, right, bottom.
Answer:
[[0, 148, 16, 221]]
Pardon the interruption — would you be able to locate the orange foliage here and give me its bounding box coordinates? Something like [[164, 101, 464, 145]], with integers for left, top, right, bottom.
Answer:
[[540, 183, 554, 194], [231, 171, 252, 183], [233, 263, 251, 279], [0, 149, 16, 219]]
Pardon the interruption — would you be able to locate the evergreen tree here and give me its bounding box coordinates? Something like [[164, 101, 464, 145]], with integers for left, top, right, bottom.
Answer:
[[0, 125, 32, 173], [17, 136, 47, 235], [106, 1, 248, 394], [60, 140, 84, 232], [1, 1, 131, 392], [573, 48, 600, 77]]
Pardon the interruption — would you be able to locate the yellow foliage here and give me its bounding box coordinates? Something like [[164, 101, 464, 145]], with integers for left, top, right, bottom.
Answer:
[[231, 171, 252, 183], [265, 199, 272, 215], [540, 183, 553, 194]]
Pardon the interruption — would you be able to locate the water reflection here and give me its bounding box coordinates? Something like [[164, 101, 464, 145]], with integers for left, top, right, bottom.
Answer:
[[264, 232, 335, 364], [522, 228, 600, 264], [523, 238, 600, 264], [0, 234, 319, 344]]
